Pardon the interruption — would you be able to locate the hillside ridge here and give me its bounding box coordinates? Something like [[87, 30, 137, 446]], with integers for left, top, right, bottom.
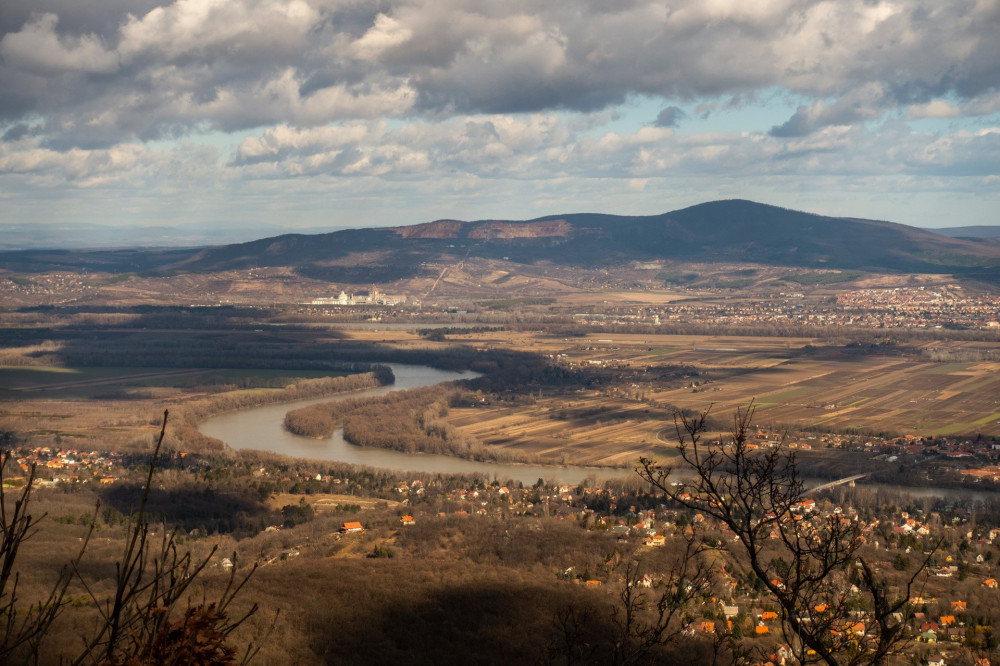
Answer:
[[2, 200, 998, 281]]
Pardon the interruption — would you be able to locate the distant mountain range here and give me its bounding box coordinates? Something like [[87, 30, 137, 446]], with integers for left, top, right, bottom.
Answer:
[[3, 200, 999, 282]]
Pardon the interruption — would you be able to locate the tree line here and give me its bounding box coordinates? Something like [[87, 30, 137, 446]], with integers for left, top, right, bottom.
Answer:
[[284, 385, 546, 464]]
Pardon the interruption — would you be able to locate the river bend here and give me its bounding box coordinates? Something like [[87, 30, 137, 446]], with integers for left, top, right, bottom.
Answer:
[[199, 364, 623, 485]]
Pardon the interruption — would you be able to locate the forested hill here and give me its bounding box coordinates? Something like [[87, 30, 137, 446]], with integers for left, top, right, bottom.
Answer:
[[3, 200, 999, 280]]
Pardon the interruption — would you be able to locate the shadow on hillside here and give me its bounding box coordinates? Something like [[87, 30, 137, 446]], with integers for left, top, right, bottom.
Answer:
[[298, 578, 718, 665], [100, 483, 273, 537]]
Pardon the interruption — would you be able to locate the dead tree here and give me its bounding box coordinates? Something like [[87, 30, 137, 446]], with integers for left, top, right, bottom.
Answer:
[[0, 410, 265, 664], [547, 529, 718, 665], [608, 534, 716, 665], [71, 409, 263, 666], [637, 402, 928, 665], [0, 454, 91, 663]]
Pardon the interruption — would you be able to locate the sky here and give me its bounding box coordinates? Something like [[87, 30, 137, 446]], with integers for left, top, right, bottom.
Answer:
[[1, 0, 999, 243]]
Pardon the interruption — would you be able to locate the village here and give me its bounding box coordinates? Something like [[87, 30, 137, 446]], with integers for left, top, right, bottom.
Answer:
[[579, 285, 1000, 332], [5, 438, 999, 664], [394, 474, 998, 665]]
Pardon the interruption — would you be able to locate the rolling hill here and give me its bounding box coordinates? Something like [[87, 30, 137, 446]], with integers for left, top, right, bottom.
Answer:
[[3, 200, 999, 282]]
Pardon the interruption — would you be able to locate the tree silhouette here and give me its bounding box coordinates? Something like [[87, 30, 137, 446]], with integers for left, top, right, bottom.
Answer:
[[1, 410, 265, 665], [637, 402, 930, 665]]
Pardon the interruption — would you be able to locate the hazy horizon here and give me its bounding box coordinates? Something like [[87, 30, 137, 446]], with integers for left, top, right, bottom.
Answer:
[[3, 201, 998, 252]]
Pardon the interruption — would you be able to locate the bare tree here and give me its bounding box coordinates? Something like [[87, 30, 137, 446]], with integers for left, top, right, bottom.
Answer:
[[637, 402, 929, 665], [71, 409, 264, 666], [548, 531, 718, 665], [1, 410, 266, 665], [609, 535, 714, 666], [0, 453, 91, 663]]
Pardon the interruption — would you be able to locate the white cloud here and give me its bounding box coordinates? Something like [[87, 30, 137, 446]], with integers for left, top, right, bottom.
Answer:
[[0, 0, 998, 228], [117, 0, 319, 62], [0, 13, 118, 75], [350, 13, 413, 61]]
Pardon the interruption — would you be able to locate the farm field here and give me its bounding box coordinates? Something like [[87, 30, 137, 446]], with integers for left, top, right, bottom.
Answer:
[[0, 366, 342, 399], [3, 323, 999, 467], [0, 363, 355, 450], [420, 329, 1000, 465], [267, 493, 400, 513]]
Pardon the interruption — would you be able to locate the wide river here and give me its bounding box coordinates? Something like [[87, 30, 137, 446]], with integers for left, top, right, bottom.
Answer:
[[199, 363, 998, 500], [199, 363, 627, 485]]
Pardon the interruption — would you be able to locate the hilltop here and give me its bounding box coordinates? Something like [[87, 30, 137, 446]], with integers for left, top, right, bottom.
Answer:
[[2, 200, 999, 282]]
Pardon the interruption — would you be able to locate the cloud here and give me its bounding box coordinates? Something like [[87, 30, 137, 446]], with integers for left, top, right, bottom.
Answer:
[[350, 13, 413, 61], [907, 92, 1000, 120], [0, 0, 996, 149], [769, 84, 888, 137], [0, 13, 118, 75], [0, 0, 998, 231], [217, 113, 1000, 184], [653, 106, 686, 128]]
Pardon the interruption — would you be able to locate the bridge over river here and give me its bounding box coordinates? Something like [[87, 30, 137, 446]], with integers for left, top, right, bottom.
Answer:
[[804, 474, 869, 494]]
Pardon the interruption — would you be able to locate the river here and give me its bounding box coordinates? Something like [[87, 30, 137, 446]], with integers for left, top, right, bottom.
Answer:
[[199, 363, 627, 485], [198, 364, 997, 498]]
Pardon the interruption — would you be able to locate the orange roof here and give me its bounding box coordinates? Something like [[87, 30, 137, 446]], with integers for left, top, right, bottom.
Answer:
[[341, 521, 363, 531]]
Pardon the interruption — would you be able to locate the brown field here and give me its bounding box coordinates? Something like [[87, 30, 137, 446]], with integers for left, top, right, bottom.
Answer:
[[405, 329, 1000, 465], [267, 493, 400, 513], [2, 323, 999, 467]]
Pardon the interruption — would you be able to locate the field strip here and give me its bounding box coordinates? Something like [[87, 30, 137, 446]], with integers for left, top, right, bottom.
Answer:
[[972, 412, 1000, 426], [13, 368, 210, 392]]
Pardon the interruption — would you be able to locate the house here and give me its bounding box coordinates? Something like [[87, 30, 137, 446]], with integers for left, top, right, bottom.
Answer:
[[775, 645, 794, 662], [755, 624, 769, 635], [585, 580, 602, 589], [761, 611, 778, 622], [983, 578, 998, 588], [400, 515, 415, 525], [700, 621, 715, 634], [925, 655, 946, 666], [339, 521, 364, 533], [643, 535, 666, 547]]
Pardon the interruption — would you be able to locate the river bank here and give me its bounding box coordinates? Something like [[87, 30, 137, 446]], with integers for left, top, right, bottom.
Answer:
[[199, 364, 624, 485], [198, 363, 1000, 496]]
